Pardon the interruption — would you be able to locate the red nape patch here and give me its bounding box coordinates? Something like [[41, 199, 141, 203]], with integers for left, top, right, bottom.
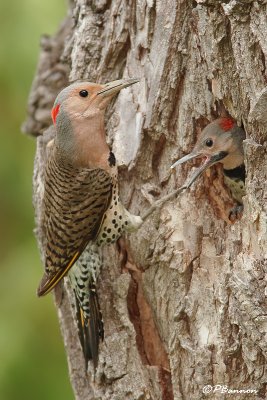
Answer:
[[51, 104, 60, 124], [219, 117, 235, 131]]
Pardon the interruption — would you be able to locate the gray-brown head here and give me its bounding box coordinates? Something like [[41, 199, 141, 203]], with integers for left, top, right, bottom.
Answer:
[[51, 79, 139, 168], [171, 118, 246, 187]]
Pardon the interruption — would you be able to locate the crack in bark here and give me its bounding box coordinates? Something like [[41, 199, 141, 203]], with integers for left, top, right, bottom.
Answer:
[[120, 241, 174, 400]]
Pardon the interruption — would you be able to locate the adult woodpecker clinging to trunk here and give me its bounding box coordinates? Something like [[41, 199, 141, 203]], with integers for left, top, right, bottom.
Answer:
[[171, 118, 246, 221], [37, 78, 142, 367]]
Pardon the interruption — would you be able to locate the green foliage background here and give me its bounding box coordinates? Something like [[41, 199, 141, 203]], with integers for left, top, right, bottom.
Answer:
[[0, 1, 73, 399]]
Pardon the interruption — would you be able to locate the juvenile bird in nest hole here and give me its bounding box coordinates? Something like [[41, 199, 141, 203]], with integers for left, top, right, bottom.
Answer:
[[171, 117, 246, 222]]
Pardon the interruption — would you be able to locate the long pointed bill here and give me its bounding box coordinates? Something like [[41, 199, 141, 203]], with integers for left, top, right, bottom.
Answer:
[[97, 78, 139, 97], [171, 151, 228, 189], [171, 152, 200, 169], [184, 156, 216, 188]]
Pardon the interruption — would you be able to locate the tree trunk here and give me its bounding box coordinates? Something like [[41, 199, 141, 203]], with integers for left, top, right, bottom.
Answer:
[[24, 0, 267, 399]]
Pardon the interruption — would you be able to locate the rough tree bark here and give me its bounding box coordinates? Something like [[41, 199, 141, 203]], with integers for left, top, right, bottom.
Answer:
[[24, 0, 267, 399]]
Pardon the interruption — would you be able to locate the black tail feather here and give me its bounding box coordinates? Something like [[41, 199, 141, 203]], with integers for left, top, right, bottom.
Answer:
[[75, 286, 104, 368]]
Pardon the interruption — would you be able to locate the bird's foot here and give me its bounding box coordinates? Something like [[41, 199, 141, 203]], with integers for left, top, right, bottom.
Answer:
[[229, 204, 243, 222]]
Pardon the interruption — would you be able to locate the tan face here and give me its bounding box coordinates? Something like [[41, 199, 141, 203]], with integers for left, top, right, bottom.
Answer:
[[63, 83, 117, 119], [192, 124, 234, 159], [52, 79, 139, 168], [52, 78, 139, 123], [171, 118, 244, 188]]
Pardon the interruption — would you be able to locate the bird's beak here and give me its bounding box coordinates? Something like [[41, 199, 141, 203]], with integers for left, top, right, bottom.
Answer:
[[97, 78, 139, 97], [170, 152, 201, 169], [171, 151, 228, 188]]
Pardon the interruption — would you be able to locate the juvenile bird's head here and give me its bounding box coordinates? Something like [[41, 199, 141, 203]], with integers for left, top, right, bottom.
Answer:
[[171, 118, 245, 187], [51, 78, 139, 168]]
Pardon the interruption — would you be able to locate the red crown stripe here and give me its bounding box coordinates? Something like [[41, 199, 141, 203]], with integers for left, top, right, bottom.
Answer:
[[219, 118, 235, 131], [51, 104, 60, 124]]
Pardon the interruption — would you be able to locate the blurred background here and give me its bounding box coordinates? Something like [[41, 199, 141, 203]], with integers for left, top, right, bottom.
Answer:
[[0, 1, 73, 399]]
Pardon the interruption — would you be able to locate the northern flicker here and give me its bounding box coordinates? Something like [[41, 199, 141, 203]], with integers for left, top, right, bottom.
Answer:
[[37, 79, 142, 367], [171, 118, 246, 220]]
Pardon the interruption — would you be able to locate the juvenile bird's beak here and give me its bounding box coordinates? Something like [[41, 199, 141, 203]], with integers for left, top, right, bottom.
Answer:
[[171, 152, 200, 169], [171, 151, 228, 188], [97, 78, 139, 97]]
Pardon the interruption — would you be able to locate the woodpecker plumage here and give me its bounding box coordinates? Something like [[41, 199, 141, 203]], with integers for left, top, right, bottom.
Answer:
[[37, 79, 142, 367], [171, 118, 246, 220]]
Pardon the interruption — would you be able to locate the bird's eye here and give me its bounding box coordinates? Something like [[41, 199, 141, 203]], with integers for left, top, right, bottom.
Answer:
[[79, 90, 88, 98], [205, 138, 213, 147]]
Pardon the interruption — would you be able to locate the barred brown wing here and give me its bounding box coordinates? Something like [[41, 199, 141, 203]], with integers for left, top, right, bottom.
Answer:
[[37, 152, 112, 296]]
